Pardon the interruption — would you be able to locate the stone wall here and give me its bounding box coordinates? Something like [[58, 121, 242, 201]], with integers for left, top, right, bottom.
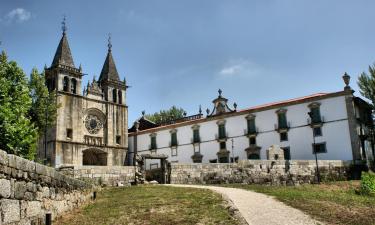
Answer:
[[63, 166, 136, 186], [0, 150, 93, 225], [170, 160, 351, 185]]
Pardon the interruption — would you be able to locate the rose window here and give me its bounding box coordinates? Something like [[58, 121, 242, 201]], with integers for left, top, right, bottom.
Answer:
[[85, 115, 103, 134]]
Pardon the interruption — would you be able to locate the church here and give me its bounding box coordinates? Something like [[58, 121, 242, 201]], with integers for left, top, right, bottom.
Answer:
[[37, 23, 128, 167]]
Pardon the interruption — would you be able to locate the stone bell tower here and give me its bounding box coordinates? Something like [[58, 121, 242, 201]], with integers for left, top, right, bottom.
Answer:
[[39, 19, 128, 168]]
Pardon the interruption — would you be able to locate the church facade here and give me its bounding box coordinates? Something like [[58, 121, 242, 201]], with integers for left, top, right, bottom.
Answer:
[[128, 77, 374, 169], [38, 28, 128, 168]]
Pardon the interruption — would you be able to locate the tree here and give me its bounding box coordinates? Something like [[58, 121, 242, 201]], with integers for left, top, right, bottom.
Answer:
[[358, 63, 375, 109], [28, 68, 58, 133], [0, 51, 37, 159], [145, 106, 186, 124]]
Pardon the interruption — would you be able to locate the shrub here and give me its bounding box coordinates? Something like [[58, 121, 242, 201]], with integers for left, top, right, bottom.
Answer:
[[360, 172, 375, 196]]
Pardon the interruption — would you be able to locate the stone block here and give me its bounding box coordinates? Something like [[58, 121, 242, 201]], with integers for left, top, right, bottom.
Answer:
[[14, 181, 27, 199], [1, 199, 20, 223], [0, 149, 8, 165], [8, 154, 36, 172], [26, 201, 42, 218], [0, 178, 11, 198]]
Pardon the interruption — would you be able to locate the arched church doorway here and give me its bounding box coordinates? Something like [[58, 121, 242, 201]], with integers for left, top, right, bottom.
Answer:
[[83, 149, 108, 166]]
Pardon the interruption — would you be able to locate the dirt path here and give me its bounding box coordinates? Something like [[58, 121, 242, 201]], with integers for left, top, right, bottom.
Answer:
[[167, 184, 323, 225]]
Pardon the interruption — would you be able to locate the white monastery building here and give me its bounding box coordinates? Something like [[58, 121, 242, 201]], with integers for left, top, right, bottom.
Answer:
[[128, 76, 374, 169]]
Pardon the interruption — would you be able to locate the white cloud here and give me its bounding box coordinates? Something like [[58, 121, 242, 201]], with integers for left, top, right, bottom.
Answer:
[[218, 59, 264, 78], [5, 8, 32, 23]]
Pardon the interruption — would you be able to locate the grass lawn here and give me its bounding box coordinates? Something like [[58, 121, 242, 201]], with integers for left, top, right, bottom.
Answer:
[[55, 185, 239, 225], [221, 181, 375, 225]]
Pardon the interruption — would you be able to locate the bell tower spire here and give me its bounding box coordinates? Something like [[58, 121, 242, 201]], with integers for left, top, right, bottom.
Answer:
[[51, 16, 75, 68]]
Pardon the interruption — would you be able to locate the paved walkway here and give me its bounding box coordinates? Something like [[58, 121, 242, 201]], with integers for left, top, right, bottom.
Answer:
[[167, 184, 322, 225]]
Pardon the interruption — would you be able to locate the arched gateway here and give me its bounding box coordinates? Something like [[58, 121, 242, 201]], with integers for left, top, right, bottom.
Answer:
[[83, 149, 108, 166]]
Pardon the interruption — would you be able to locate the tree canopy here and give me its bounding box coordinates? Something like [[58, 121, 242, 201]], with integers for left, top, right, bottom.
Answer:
[[0, 51, 37, 159], [28, 68, 59, 134], [358, 63, 375, 109], [145, 106, 186, 124]]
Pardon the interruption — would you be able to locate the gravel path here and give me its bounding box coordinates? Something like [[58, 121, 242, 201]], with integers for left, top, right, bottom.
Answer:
[[167, 184, 323, 225]]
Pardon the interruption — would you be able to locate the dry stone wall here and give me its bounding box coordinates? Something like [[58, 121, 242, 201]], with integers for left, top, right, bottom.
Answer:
[[170, 160, 351, 185], [59, 166, 136, 186], [0, 150, 93, 225]]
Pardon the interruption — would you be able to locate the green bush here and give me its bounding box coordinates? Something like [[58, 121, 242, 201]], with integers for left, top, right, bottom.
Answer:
[[360, 172, 375, 196]]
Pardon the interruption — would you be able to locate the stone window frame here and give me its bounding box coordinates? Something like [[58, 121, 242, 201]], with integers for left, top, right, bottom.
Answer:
[[245, 113, 257, 136], [308, 102, 324, 127], [149, 133, 157, 150], [71, 78, 77, 94], [216, 119, 227, 140], [313, 127, 323, 137], [249, 136, 257, 146], [112, 88, 117, 103], [279, 131, 288, 142], [66, 128, 73, 140], [191, 124, 201, 144], [170, 129, 178, 147], [275, 108, 289, 131], [116, 135, 121, 145], [312, 142, 327, 154], [63, 76, 70, 92]]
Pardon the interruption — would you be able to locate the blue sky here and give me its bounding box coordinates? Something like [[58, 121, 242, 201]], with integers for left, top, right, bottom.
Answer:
[[1, 1, 375, 125]]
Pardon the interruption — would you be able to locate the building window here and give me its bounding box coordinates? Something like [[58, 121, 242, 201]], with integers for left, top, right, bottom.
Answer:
[[308, 103, 322, 124], [112, 89, 117, 103], [71, 78, 77, 94], [220, 141, 226, 149], [218, 156, 229, 163], [249, 136, 256, 145], [171, 148, 177, 156], [118, 90, 122, 104], [63, 76, 69, 92], [171, 132, 178, 147], [280, 132, 288, 142], [282, 147, 291, 160], [277, 111, 288, 129], [313, 142, 327, 154], [150, 135, 157, 150], [116, 135, 121, 145], [67, 129, 73, 139], [247, 117, 256, 135], [218, 124, 226, 139], [313, 127, 322, 137], [248, 153, 260, 159], [193, 129, 200, 143], [209, 159, 218, 163]]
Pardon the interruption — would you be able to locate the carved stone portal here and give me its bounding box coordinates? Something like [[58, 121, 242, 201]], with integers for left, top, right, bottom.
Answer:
[[266, 145, 285, 160]]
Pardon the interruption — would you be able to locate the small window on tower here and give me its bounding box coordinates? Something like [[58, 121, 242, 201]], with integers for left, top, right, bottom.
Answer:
[[112, 89, 117, 103], [116, 135, 121, 145], [118, 90, 122, 104], [67, 129, 73, 139], [71, 78, 77, 94], [63, 76, 69, 92]]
